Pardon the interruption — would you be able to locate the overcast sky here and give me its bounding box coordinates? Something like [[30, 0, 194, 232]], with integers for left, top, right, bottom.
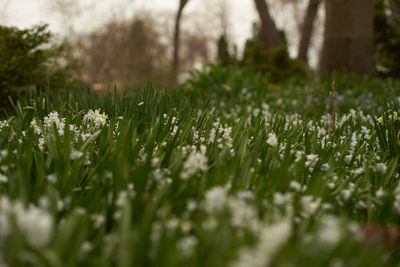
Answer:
[[2, 0, 322, 66], [3, 0, 256, 46]]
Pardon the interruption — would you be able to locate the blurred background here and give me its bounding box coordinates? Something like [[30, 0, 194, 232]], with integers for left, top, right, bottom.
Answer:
[[0, 0, 399, 96]]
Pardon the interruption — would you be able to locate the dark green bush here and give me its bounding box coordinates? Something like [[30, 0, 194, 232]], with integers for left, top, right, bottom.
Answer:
[[216, 34, 235, 67], [241, 41, 307, 83], [0, 24, 82, 109]]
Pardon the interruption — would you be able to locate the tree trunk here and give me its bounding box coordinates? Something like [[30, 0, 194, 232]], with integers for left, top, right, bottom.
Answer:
[[297, 0, 321, 64], [253, 0, 283, 50], [319, 0, 374, 75], [172, 0, 189, 86]]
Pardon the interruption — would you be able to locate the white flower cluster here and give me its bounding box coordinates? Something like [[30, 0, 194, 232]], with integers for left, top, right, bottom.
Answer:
[[31, 111, 67, 137], [43, 111, 65, 135], [377, 109, 399, 124], [208, 121, 233, 149], [301, 195, 321, 218], [204, 186, 227, 213], [0, 120, 8, 131], [0, 197, 53, 248], [83, 109, 108, 130], [180, 145, 208, 180]]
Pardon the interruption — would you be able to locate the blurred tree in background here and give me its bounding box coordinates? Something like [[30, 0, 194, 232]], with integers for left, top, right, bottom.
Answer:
[[71, 16, 170, 90], [0, 24, 80, 107], [217, 34, 234, 66]]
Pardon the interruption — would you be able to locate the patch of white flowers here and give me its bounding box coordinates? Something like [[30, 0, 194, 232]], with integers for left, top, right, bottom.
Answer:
[[30, 109, 110, 151]]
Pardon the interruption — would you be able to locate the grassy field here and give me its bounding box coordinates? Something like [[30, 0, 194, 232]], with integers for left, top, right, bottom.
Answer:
[[1, 66, 400, 266]]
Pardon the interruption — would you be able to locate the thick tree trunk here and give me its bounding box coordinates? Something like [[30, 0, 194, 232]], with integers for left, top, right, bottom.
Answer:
[[254, 0, 283, 50], [297, 0, 321, 64], [172, 0, 189, 86], [319, 0, 374, 75]]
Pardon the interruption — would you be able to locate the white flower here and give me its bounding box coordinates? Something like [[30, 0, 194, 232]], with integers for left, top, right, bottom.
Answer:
[[83, 109, 108, 129], [376, 163, 387, 174], [0, 150, 8, 159], [43, 111, 65, 135], [317, 215, 342, 246], [180, 146, 208, 180], [321, 163, 330, 171], [46, 173, 58, 184], [221, 126, 233, 148], [80, 241, 93, 255], [231, 219, 291, 267], [295, 150, 304, 162], [289, 180, 302, 192], [301, 195, 321, 217], [267, 133, 278, 147], [0, 120, 8, 130], [30, 119, 42, 134], [341, 189, 352, 201], [0, 173, 7, 183], [274, 192, 292, 206], [90, 214, 105, 228], [177, 235, 198, 258], [375, 187, 385, 198], [70, 150, 83, 160], [355, 200, 367, 210], [305, 154, 318, 172], [227, 197, 259, 231], [151, 157, 160, 168], [204, 187, 227, 213]]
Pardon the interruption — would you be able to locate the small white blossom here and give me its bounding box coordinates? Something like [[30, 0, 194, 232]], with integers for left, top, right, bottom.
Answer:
[[0, 173, 7, 183], [70, 150, 83, 160], [177, 235, 198, 258], [305, 154, 318, 172], [46, 173, 58, 184], [204, 187, 227, 213], [267, 133, 278, 147], [289, 180, 302, 192]]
